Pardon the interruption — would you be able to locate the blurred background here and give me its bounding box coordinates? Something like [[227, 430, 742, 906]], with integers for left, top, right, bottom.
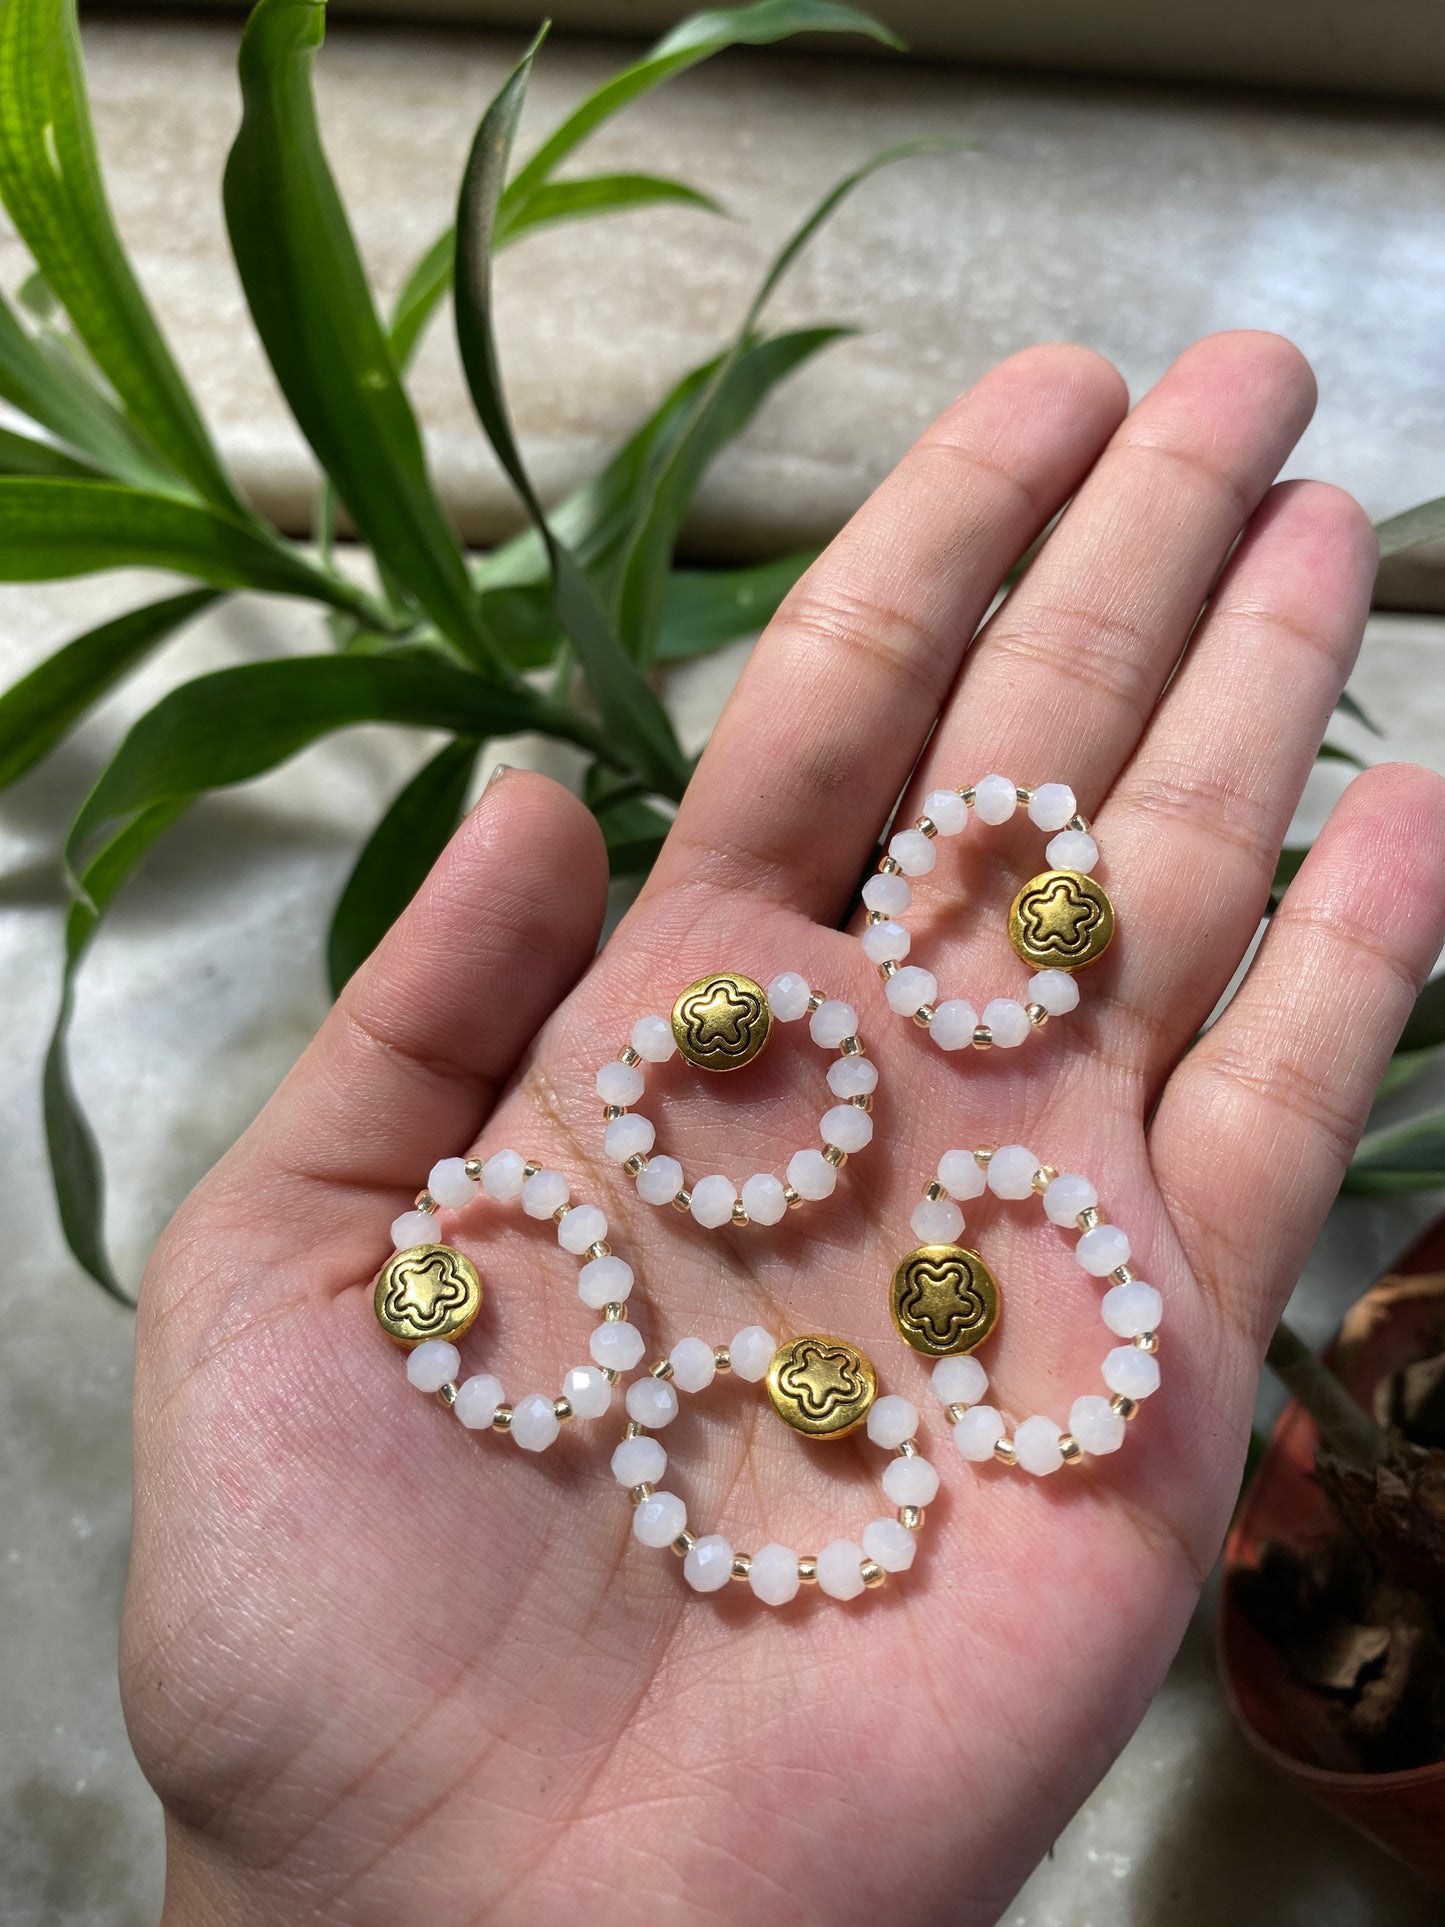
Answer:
[[4, 3, 1445, 1920]]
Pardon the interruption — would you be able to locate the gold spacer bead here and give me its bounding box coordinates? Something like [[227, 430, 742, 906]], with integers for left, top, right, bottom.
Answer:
[[492, 1404, 513, 1433], [1113, 1265, 1135, 1286], [672, 1530, 697, 1557], [1029, 1167, 1050, 1194], [899, 1505, 925, 1530], [1026, 1002, 1049, 1028], [1059, 1433, 1084, 1465], [861, 1559, 887, 1589], [620, 1046, 642, 1068], [1015, 784, 1033, 803], [1077, 1206, 1101, 1231], [650, 1358, 675, 1381], [898, 1438, 919, 1458], [839, 1034, 863, 1056], [599, 1366, 620, 1386], [784, 1185, 804, 1209], [713, 1345, 732, 1372], [437, 1382, 458, 1408], [415, 1191, 437, 1213], [960, 786, 977, 805], [553, 1201, 571, 1223], [1135, 1331, 1159, 1354], [806, 991, 826, 1012], [798, 1556, 819, 1584], [629, 1483, 653, 1506], [672, 1189, 693, 1213], [603, 1103, 625, 1122], [913, 1003, 936, 1028], [625, 1419, 644, 1439], [879, 959, 899, 980], [924, 1180, 946, 1203], [972, 1025, 993, 1049], [993, 1436, 1017, 1466], [1036, 1163, 1059, 1189], [463, 1157, 482, 1180], [1111, 1393, 1140, 1420], [731, 1198, 750, 1226], [851, 1092, 872, 1111], [974, 1145, 996, 1166], [731, 1553, 753, 1581], [623, 1153, 646, 1176], [823, 1144, 847, 1168], [916, 815, 938, 838], [1068, 812, 1091, 834], [866, 909, 887, 926], [604, 1302, 629, 1321], [554, 1396, 573, 1422], [586, 1240, 610, 1261], [522, 1160, 541, 1180], [880, 856, 902, 875], [945, 1402, 968, 1425]]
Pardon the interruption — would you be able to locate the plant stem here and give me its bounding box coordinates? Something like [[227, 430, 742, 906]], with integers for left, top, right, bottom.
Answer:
[[1265, 1317, 1387, 1469]]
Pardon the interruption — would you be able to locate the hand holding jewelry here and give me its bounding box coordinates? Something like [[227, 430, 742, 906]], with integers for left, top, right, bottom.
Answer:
[[375, 1149, 645, 1450], [895, 1143, 1160, 1475], [596, 970, 879, 1230], [862, 777, 1114, 1049], [617, 1328, 933, 1603]]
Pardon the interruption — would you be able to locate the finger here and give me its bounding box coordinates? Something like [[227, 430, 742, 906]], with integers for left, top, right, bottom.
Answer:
[[1101, 480, 1376, 1083], [647, 343, 1129, 917], [1151, 763, 1445, 1348]]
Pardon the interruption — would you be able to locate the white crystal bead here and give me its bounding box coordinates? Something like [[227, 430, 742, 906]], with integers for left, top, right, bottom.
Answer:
[[1077, 1223, 1131, 1276], [816, 1538, 867, 1601], [861, 918, 911, 965], [730, 1326, 777, 1382], [923, 787, 969, 834], [883, 1455, 940, 1506], [633, 1490, 686, 1548], [932, 1354, 988, 1406], [748, 1542, 801, 1606], [391, 1209, 435, 1249], [596, 1060, 645, 1107], [670, 1335, 717, 1393], [1102, 1280, 1163, 1338], [562, 1364, 612, 1420], [604, 1113, 655, 1163], [787, 1148, 837, 1200], [1070, 1393, 1126, 1455], [987, 1144, 1040, 1199], [888, 828, 936, 877], [1103, 1346, 1161, 1400], [1027, 782, 1077, 832], [983, 997, 1031, 1047], [911, 1197, 964, 1244], [1043, 1172, 1097, 1226], [590, 1320, 645, 1372], [454, 1373, 505, 1429], [929, 999, 979, 1050], [862, 1515, 917, 1572], [636, 1154, 684, 1205], [626, 1377, 680, 1427], [521, 1168, 569, 1219], [406, 1341, 460, 1393], [557, 1203, 608, 1253], [938, 1148, 987, 1200], [427, 1158, 476, 1210], [690, 1175, 738, 1229], [866, 1394, 919, 1449], [863, 871, 911, 916], [481, 1148, 525, 1200], [972, 773, 1017, 824], [1047, 828, 1098, 874], [885, 965, 938, 1016], [630, 1014, 676, 1063], [1030, 968, 1080, 1016], [1014, 1415, 1065, 1475], [510, 1393, 561, 1452], [684, 1534, 735, 1593], [827, 1054, 878, 1098], [821, 1103, 873, 1153], [578, 1253, 634, 1309], [612, 1434, 666, 1486], [954, 1404, 1006, 1460], [767, 971, 811, 1021], [741, 1172, 787, 1225], [809, 999, 858, 1048]]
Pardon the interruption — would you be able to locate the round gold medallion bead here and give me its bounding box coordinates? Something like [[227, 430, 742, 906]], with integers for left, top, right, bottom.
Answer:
[[890, 1244, 1001, 1358], [670, 971, 774, 1072], [372, 1243, 483, 1348], [765, 1334, 877, 1439], [1008, 869, 1115, 972]]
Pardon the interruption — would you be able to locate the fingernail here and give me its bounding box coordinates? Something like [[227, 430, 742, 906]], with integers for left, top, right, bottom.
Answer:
[[484, 761, 513, 794]]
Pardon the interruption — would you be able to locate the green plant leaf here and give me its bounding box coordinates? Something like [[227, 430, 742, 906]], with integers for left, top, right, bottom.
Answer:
[[658, 549, 817, 659], [0, 587, 217, 788], [453, 29, 689, 800], [0, 0, 242, 510], [388, 227, 457, 370], [1335, 687, 1381, 735], [1343, 1103, 1445, 1194], [327, 738, 478, 995], [224, 0, 502, 674], [1375, 1046, 1438, 1102], [501, 172, 723, 243], [1271, 845, 1308, 898], [1400, 973, 1445, 1053], [0, 421, 99, 479], [1375, 496, 1445, 558], [1315, 740, 1366, 771], [0, 477, 382, 621]]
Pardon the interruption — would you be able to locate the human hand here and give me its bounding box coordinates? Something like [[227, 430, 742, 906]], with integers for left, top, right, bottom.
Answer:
[[121, 333, 1445, 1923]]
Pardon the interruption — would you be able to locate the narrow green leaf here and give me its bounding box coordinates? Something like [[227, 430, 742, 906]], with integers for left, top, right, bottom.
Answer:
[[1375, 496, 1445, 558], [1343, 1103, 1445, 1194], [1315, 740, 1367, 771], [389, 227, 457, 370], [500, 172, 723, 244], [1400, 973, 1445, 1053], [327, 739, 479, 994], [658, 549, 817, 659], [0, 587, 217, 788], [0, 422, 98, 479], [1335, 687, 1381, 736], [1270, 845, 1308, 898], [224, 0, 501, 674], [0, 0, 241, 509], [1375, 1046, 1439, 1103], [453, 30, 689, 800]]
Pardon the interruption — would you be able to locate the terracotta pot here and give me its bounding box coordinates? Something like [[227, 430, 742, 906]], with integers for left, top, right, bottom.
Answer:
[[1219, 1221, 1445, 1886]]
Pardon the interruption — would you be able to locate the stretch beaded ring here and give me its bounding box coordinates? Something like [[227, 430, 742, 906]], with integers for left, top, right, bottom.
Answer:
[[905, 1143, 1161, 1475], [374, 1149, 646, 1451], [615, 1326, 934, 1604], [596, 971, 879, 1230], [861, 775, 1114, 1050]]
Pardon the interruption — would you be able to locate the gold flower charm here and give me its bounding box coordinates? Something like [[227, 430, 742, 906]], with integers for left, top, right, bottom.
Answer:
[[766, 1334, 877, 1438], [890, 1245, 1000, 1357], [671, 971, 773, 1072], [1008, 869, 1115, 972], [373, 1243, 482, 1348]]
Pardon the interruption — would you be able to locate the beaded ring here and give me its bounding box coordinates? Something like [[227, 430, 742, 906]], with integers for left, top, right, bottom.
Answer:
[[615, 1327, 934, 1604], [888, 1143, 1160, 1475], [596, 970, 879, 1230], [374, 1148, 645, 1451], [861, 775, 1115, 1049]]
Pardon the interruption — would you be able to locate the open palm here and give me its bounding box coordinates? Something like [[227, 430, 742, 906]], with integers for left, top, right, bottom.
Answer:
[[121, 334, 1445, 1924]]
